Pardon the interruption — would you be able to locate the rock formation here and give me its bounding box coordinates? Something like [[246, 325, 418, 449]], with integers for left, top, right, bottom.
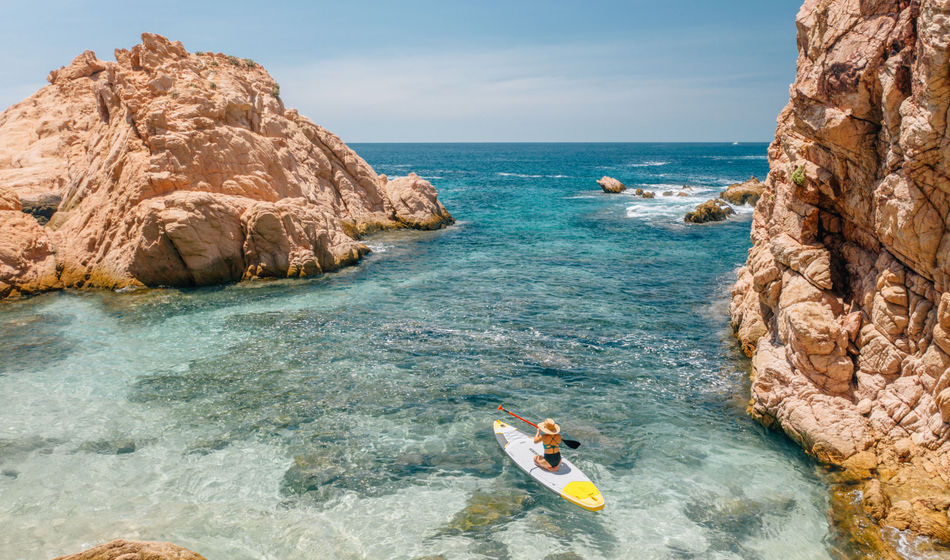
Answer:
[[597, 176, 625, 193], [685, 199, 734, 223], [53, 539, 206, 560], [0, 33, 452, 299], [730, 0, 950, 550], [720, 176, 764, 206]]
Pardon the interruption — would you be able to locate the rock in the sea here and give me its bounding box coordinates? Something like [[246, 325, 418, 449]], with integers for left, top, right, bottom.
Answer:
[[729, 0, 950, 550], [53, 539, 206, 560], [0, 33, 453, 299], [720, 176, 764, 206], [684, 199, 734, 223], [641, 191, 655, 199], [597, 176, 625, 193]]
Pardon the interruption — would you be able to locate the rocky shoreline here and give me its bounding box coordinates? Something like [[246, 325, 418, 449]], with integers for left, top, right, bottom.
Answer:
[[729, 0, 950, 554], [0, 34, 452, 301]]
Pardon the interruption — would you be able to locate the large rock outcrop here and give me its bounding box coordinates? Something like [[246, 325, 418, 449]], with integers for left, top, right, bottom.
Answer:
[[730, 0, 950, 550], [0, 34, 452, 299]]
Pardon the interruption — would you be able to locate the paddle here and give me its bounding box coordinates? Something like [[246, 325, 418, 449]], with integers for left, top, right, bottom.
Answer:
[[496, 405, 581, 449]]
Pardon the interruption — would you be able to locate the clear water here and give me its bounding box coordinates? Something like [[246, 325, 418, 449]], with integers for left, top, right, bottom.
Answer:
[[0, 143, 837, 559]]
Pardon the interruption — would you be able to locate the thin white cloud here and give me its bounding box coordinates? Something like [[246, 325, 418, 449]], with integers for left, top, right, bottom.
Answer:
[[272, 43, 785, 142]]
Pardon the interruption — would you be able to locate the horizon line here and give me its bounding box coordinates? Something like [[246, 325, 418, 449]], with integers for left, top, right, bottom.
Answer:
[[346, 140, 773, 144]]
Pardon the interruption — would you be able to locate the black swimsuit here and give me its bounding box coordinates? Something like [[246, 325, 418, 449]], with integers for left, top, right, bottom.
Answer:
[[543, 439, 561, 468]]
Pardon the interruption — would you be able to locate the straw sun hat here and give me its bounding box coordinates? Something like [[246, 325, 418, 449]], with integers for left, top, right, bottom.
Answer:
[[539, 418, 561, 435]]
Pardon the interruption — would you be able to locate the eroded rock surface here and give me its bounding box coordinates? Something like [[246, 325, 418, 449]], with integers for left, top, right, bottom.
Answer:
[[730, 0, 950, 549], [53, 539, 206, 560], [720, 176, 764, 206], [0, 33, 452, 298], [685, 199, 734, 223], [597, 176, 625, 193]]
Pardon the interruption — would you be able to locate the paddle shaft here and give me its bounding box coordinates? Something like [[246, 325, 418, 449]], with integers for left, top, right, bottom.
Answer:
[[497, 405, 581, 449], [498, 406, 539, 429]]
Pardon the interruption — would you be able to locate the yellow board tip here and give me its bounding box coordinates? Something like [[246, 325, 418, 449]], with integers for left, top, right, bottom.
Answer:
[[562, 480, 605, 512]]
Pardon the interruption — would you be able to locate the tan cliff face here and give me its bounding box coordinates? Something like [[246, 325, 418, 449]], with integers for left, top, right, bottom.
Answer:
[[0, 33, 452, 298], [730, 0, 950, 547]]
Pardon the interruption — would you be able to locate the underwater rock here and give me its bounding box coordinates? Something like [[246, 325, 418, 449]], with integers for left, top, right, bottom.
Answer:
[[77, 438, 137, 455], [439, 489, 533, 536], [0, 33, 452, 299], [52, 539, 207, 560], [684, 199, 734, 223]]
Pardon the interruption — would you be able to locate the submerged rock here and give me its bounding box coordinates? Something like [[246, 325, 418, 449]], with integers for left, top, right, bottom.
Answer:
[[684, 199, 734, 223], [597, 176, 625, 193], [77, 438, 137, 455], [720, 176, 764, 206], [439, 489, 533, 535], [52, 539, 207, 560], [0, 33, 453, 300]]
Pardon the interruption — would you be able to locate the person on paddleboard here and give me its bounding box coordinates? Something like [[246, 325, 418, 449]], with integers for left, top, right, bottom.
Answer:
[[533, 418, 562, 472]]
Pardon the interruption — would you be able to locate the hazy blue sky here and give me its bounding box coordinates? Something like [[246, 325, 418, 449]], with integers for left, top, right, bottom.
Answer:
[[0, 1, 801, 142]]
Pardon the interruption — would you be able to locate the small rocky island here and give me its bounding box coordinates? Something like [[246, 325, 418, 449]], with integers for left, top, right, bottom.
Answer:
[[684, 199, 734, 223], [0, 33, 452, 301], [597, 176, 625, 193], [720, 176, 764, 206]]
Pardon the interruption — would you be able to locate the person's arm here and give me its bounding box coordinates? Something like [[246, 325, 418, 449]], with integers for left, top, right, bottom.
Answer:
[[534, 429, 543, 444]]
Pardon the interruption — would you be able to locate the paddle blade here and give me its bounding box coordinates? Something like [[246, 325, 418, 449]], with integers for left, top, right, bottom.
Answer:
[[497, 405, 503, 411], [563, 438, 581, 449]]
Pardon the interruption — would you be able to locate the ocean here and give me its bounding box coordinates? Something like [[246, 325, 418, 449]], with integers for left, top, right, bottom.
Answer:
[[0, 143, 841, 559]]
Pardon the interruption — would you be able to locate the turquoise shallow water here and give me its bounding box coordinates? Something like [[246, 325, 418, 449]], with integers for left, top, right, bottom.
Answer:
[[0, 143, 839, 559]]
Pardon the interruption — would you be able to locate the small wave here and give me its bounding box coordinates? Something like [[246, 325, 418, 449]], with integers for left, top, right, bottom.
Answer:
[[703, 155, 768, 160], [496, 172, 572, 178], [419, 176, 443, 180], [627, 161, 670, 167], [366, 243, 393, 253]]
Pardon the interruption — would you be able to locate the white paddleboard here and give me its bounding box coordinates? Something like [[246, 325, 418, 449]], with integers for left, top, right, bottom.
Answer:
[[493, 420, 605, 511]]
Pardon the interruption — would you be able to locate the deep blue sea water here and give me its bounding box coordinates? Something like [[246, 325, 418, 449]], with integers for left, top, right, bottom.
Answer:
[[0, 144, 843, 559]]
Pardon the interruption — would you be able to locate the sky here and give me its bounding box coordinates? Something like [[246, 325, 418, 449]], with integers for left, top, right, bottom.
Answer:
[[0, 1, 802, 142]]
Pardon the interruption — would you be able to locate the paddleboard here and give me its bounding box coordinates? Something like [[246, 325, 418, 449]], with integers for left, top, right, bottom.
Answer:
[[493, 420, 605, 511]]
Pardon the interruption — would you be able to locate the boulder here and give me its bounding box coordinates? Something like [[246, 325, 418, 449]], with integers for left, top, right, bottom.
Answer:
[[720, 176, 764, 206], [597, 176, 625, 193], [684, 199, 735, 223]]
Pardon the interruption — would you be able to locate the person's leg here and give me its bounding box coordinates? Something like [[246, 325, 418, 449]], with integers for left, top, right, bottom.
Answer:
[[534, 455, 553, 470]]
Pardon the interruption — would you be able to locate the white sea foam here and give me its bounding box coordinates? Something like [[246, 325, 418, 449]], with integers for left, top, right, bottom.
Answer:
[[365, 243, 393, 253], [497, 172, 571, 178], [703, 155, 768, 160], [627, 160, 670, 167]]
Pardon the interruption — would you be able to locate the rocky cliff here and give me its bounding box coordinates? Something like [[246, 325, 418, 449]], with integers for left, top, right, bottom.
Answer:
[[0, 34, 452, 299], [730, 0, 950, 549]]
